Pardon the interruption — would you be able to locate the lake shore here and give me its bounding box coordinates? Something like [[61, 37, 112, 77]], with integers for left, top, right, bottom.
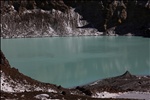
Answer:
[[1, 50, 150, 100]]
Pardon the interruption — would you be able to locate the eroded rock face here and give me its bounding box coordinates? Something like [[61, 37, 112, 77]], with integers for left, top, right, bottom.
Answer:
[[0, 0, 150, 38]]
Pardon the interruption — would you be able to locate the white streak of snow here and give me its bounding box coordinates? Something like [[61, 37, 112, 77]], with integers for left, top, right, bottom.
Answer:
[[92, 91, 119, 98], [90, 81, 98, 86], [48, 89, 57, 93], [35, 94, 49, 100]]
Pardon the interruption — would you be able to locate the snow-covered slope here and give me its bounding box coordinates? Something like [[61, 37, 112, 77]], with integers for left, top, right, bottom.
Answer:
[[1, 71, 57, 93], [0, 50, 59, 93]]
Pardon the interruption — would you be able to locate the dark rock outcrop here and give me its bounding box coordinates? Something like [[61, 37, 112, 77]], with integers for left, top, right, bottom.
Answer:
[[119, 71, 133, 78]]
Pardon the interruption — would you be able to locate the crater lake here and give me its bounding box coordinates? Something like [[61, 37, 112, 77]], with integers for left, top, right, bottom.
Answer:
[[1, 36, 150, 88]]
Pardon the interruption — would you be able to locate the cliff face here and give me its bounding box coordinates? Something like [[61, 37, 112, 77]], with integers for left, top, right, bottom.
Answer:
[[1, 0, 150, 38]]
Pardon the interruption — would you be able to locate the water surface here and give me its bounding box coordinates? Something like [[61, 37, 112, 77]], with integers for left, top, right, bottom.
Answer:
[[1, 36, 150, 88]]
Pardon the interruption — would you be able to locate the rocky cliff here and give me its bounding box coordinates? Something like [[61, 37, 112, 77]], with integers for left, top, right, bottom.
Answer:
[[0, 0, 150, 38]]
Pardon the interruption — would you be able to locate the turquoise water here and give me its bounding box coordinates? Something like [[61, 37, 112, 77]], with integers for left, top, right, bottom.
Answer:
[[1, 36, 150, 88]]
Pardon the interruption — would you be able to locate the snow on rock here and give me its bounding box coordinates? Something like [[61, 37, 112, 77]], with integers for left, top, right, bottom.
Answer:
[[48, 89, 57, 93], [0, 71, 57, 93], [34, 87, 43, 91], [92, 91, 119, 98], [1, 73, 14, 92], [90, 81, 98, 86], [34, 94, 49, 100], [34, 94, 61, 100], [0, 72, 30, 92]]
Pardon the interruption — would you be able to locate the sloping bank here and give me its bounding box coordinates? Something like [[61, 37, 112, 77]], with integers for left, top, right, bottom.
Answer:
[[1, 50, 150, 100]]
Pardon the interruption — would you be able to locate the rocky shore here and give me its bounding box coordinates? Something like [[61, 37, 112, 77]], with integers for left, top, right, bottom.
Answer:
[[1, 50, 150, 100], [1, 0, 150, 38]]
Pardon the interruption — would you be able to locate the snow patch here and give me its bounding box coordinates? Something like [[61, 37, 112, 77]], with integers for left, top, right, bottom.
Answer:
[[0, 71, 57, 93], [35, 94, 60, 100], [1, 74, 14, 92], [35, 94, 49, 100], [48, 89, 57, 93], [34, 87, 43, 91], [1, 72, 31, 92], [92, 91, 119, 98], [93, 91, 150, 100], [90, 81, 98, 86]]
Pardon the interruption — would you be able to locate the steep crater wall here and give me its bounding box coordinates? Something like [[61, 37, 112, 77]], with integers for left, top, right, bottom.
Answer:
[[0, 0, 150, 38]]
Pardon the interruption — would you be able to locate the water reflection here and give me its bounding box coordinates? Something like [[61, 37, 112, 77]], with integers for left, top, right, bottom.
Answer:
[[1, 36, 150, 88]]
